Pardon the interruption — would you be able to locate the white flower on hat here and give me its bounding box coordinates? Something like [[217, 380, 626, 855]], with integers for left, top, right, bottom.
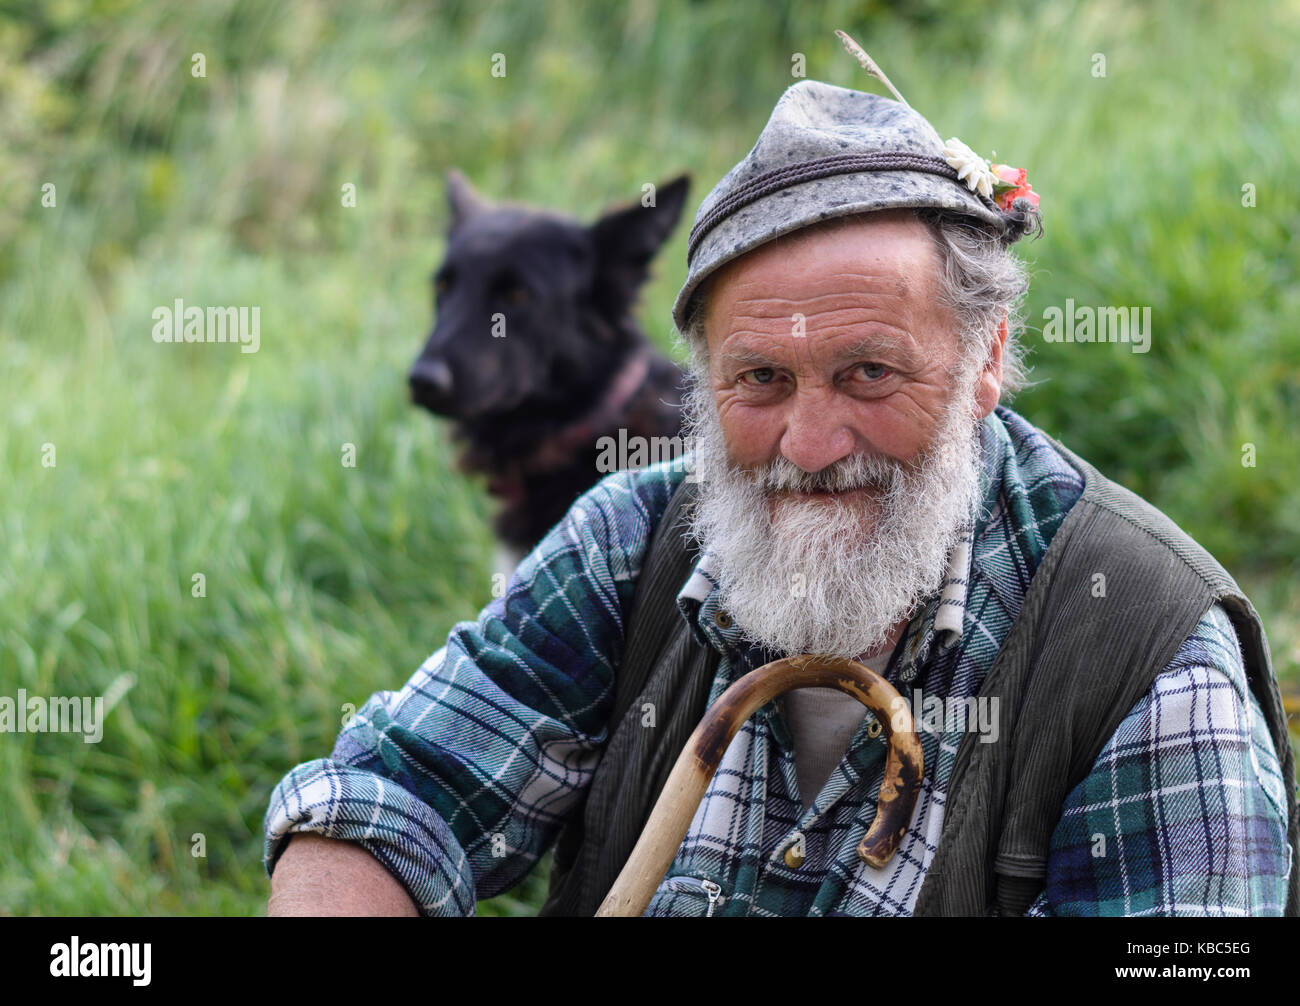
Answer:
[[942, 137, 996, 200]]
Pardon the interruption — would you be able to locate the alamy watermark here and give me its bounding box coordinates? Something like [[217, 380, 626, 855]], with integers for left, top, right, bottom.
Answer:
[[50, 937, 150, 985], [595, 428, 700, 482], [1043, 298, 1151, 354], [0, 690, 104, 743], [152, 298, 260, 353], [886, 689, 1000, 744]]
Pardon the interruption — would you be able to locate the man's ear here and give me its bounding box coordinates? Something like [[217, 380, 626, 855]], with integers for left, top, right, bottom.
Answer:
[[588, 174, 691, 314], [974, 316, 1008, 419], [446, 168, 489, 234]]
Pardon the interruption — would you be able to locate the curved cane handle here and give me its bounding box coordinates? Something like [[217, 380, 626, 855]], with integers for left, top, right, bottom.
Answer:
[[595, 653, 924, 916]]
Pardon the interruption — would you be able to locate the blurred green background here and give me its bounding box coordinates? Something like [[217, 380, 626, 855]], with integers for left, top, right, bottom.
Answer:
[[1, 0, 1296, 916]]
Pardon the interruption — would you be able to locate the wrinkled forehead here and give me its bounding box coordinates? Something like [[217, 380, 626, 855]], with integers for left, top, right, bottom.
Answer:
[[701, 210, 944, 337]]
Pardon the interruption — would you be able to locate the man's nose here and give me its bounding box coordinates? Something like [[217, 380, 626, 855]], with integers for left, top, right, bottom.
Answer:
[[778, 389, 859, 473]]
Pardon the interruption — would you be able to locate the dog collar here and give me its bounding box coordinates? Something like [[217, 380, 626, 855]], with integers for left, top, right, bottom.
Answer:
[[486, 347, 655, 499]]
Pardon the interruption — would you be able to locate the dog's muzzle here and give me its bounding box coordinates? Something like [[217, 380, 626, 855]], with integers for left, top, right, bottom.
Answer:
[[409, 358, 455, 414]]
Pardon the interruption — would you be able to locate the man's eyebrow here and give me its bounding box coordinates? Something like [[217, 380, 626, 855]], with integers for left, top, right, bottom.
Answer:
[[718, 335, 920, 369], [833, 336, 916, 363], [718, 344, 781, 368]]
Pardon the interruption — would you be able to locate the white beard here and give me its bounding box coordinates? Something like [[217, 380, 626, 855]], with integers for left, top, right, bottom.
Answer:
[[681, 366, 985, 660]]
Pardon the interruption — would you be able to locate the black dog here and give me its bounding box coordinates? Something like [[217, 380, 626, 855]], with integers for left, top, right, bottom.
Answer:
[[409, 170, 691, 568]]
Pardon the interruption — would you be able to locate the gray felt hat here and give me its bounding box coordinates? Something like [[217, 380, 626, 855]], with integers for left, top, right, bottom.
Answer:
[[672, 78, 1032, 333]]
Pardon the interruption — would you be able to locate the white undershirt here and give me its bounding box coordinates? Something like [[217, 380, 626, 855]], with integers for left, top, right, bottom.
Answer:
[[781, 649, 892, 813]]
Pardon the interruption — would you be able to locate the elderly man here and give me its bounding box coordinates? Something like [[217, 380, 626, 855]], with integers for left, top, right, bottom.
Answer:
[[265, 80, 1297, 916]]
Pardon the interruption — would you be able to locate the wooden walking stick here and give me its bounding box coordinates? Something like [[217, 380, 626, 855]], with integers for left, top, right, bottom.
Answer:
[[595, 653, 924, 916]]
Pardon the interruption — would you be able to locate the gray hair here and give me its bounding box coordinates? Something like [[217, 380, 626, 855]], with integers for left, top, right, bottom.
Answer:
[[676, 208, 1032, 395]]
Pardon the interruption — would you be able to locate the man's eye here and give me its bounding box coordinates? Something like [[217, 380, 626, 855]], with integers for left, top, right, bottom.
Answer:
[[855, 363, 888, 380], [743, 368, 776, 385]]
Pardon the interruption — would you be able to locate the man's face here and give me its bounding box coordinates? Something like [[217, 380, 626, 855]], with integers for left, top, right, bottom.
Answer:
[[683, 211, 1005, 660]]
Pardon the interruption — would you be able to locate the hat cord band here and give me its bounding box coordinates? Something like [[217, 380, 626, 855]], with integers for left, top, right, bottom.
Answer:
[[686, 152, 980, 262]]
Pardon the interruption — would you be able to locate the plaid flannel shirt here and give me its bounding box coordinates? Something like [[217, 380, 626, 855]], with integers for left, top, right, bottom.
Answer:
[[264, 405, 1294, 915]]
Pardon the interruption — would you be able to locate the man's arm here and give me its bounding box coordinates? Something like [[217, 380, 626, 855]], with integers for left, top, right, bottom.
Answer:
[[262, 461, 687, 915], [268, 834, 418, 916], [1034, 602, 1293, 916]]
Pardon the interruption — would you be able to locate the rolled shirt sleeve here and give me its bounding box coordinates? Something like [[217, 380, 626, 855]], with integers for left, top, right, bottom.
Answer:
[[263, 462, 685, 914]]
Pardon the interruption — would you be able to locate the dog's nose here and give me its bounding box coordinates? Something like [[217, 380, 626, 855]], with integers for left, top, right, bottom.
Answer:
[[409, 358, 455, 412]]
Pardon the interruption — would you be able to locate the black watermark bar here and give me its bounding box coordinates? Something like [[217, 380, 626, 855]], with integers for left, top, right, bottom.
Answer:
[[0, 917, 1290, 990]]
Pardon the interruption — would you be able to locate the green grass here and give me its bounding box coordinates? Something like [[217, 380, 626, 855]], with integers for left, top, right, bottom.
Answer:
[[1, 0, 1296, 915]]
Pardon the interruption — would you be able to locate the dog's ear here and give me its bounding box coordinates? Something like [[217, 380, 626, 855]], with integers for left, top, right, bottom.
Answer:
[[446, 169, 490, 233], [589, 174, 691, 309]]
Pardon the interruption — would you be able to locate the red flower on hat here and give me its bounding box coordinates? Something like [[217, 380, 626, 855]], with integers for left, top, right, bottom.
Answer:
[[991, 163, 1039, 212]]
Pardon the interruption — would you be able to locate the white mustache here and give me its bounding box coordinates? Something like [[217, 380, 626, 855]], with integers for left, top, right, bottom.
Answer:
[[751, 450, 904, 495]]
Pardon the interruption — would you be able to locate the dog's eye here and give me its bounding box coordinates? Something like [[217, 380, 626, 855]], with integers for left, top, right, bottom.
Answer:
[[433, 272, 454, 298], [488, 271, 532, 307]]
